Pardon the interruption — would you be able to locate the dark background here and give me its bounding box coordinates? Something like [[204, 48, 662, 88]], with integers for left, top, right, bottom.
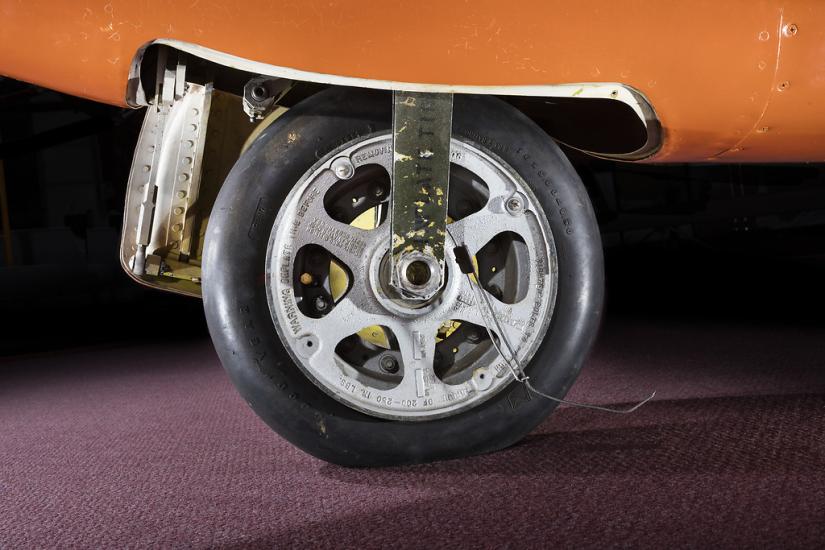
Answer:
[[2, 77, 825, 355]]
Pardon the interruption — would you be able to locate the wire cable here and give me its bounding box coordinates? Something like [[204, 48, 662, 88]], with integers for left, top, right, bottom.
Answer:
[[446, 226, 655, 414]]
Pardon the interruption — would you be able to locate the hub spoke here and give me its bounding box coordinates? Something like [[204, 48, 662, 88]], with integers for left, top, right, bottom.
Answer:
[[448, 204, 531, 255], [393, 319, 441, 399], [294, 205, 388, 277], [448, 273, 536, 351], [304, 294, 390, 364]]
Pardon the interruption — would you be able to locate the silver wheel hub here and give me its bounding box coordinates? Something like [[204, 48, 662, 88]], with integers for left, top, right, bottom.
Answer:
[[266, 134, 558, 420]]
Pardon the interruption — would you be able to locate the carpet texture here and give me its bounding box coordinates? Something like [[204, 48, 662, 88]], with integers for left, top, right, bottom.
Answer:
[[1, 317, 824, 548]]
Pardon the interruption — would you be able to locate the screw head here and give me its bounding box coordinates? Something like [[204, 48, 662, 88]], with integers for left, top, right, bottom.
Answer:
[[379, 354, 399, 374], [505, 196, 524, 214], [331, 157, 355, 180]]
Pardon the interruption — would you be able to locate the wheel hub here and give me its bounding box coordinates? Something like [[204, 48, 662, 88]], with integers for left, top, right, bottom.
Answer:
[[265, 134, 558, 420]]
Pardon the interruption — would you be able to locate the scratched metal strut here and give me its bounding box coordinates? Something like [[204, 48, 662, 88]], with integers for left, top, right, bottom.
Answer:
[[389, 91, 454, 300]]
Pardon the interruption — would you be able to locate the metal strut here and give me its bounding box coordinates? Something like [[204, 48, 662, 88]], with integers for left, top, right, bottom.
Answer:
[[389, 91, 454, 301]]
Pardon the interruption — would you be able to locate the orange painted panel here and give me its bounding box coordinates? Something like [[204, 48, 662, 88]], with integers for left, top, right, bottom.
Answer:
[[1, 1, 823, 162]]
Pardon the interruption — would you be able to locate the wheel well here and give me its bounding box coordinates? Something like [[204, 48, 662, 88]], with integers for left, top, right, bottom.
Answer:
[[129, 42, 660, 161]]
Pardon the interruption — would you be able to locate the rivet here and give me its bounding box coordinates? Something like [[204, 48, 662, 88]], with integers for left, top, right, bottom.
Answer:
[[182, 156, 193, 165], [176, 190, 187, 199], [331, 157, 355, 180], [172, 223, 182, 232], [758, 31, 770, 41], [174, 207, 184, 215], [178, 173, 190, 182]]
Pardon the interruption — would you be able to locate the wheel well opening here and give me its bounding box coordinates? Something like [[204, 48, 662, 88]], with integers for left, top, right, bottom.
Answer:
[[129, 43, 660, 161], [503, 95, 652, 158]]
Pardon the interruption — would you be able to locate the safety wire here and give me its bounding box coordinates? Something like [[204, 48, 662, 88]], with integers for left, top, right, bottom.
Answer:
[[445, 227, 655, 414]]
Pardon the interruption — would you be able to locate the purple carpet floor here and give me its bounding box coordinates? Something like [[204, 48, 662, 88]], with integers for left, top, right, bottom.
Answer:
[[2, 317, 825, 548]]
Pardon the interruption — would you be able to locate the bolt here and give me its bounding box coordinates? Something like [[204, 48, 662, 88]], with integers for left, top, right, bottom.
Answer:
[[299, 272, 314, 285], [505, 196, 524, 214], [467, 329, 483, 343], [331, 157, 355, 180], [250, 85, 268, 101], [379, 354, 399, 374], [314, 295, 329, 312], [783, 23, 798, 37]]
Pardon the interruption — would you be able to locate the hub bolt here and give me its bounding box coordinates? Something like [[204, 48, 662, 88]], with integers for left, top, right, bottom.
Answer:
[[300, 272, 314, 285], [331, 157, 355, 180], [314, 295, 329, 312], [379, 354, 399, 374]]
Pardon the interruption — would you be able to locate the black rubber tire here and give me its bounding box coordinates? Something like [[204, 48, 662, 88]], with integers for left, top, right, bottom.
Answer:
[[203, 87, 604, 467]]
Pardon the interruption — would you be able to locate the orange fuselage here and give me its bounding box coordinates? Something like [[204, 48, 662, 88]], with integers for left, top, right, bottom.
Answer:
[[1, 1, 824, 162]]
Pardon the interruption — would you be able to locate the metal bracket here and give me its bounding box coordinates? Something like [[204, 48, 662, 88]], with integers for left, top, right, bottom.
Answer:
[[389, 91, 454, 301], [242, 76, 293, 121]]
